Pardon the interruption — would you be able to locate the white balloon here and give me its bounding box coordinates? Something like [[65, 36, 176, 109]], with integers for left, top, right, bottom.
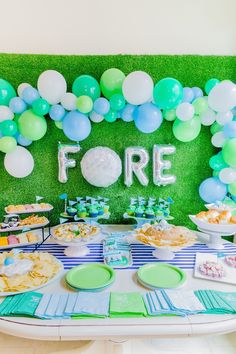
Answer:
[[0, 105, 14, 122], [216, 110, 233, 125], [80, 147, 122, 187], [176, 102, 195, 121], [17, 83, 31, 98], [211, 131, 225, 147], [37, 70, 67, 105], [200, 108, 216, 126], [61, 92, 77, 111], [89, 111, 104, 123], [4, 146, 34, 178], [219, 168, 236, 184], [122, 71, 154, 105], [208, 81, 236, 112]]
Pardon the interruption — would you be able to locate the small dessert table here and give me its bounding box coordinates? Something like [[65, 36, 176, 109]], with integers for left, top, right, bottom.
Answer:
[[0, 225, 236, 353]]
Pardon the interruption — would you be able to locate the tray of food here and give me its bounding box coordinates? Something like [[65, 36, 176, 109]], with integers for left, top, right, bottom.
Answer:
[[0, 232, 41, 250], [51, 222, 102, 246], [0, 251, 63, 296], [5, 203, 53, 214], [0, 215, 49, 233]]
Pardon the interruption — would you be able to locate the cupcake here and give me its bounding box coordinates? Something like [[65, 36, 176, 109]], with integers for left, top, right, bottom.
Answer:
[[135, 206, 144, 218], [66, 207, 77, 217], [126, 205, 135, 216], [145, 207, 155, 219], [88, 206, 98, 218], [97, 207, 104, 216]]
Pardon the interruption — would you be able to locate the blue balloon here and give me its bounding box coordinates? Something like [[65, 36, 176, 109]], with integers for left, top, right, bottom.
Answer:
[[22, 87, 40, 105], [93, 97, 110, 115], [63, 111, 91, 142], [9, 97, 27, 114], [192, 87, 203, 99], [133, 103, 163, 133], [182, 87, 194, 103], [224, 121, 236, 138], [16, 133, 32, 147], [49, 104, 65, 121], [120, 104, 136, 122], [199, 177, 227, 203]]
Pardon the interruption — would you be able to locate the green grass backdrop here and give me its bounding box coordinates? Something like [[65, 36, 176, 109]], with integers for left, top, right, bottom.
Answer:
[[0, 54, 235, 228]]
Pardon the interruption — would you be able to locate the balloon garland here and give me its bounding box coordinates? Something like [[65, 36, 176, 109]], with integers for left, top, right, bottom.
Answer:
[[0, 69, 236, 204]]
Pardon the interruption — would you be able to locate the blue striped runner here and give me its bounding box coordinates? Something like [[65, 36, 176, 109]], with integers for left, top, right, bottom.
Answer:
[[18, 242, 236, 270]]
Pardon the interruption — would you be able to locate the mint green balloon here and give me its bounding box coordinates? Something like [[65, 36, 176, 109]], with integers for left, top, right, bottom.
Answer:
[[163, 109, 176, 121], [222, 138, 236, 167], [100, 68, 125, 99], [229, 181, 236, 196], [209, 153, 227, 171], [0, 136, 17, 153], [76, 95, 93, 114], [213, 170, 219, 177], [210, 121, 222, 135], [153, 78, 183, 110], [55, 120, 63, 129], [72, 75, 100, 101], [192, 97, 208, 115], [173, 115, 201, 142], [205, 78, 220, 95], [110, 94, 126, 111], [18, 110, 47, 141], [104, 109, 117, 122], [0, 78, 16, 105], [32, 98, 50, 116]]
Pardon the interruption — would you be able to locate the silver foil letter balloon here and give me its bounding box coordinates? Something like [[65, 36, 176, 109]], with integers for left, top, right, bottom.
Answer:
[[58, 142, 81, 183], [153, 144, 176, 186], [125, 147, 149, 187]]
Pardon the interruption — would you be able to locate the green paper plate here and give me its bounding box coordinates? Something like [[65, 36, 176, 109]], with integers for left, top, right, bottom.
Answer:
[[65, 279, 111, 292], [66, 263, 115, 290], [137, 263, 186, 289]]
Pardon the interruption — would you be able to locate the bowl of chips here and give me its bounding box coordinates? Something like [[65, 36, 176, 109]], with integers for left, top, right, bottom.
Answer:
[[0, 251, 63, 296], [133, 222, 197, 260]]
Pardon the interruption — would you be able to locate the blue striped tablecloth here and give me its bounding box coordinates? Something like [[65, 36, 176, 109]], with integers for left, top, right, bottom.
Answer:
[[19, 242, 236, 270]]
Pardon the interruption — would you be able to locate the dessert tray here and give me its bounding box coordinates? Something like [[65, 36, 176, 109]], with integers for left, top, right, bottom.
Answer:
[[0, 215, 49, 233], [189, 209, 236, 249], [132, 222, 197, 260], [0, 251, 63, 296], [51, 222, 103, 257], [0, 231, 41, 250], [5, 203, 53, 214]]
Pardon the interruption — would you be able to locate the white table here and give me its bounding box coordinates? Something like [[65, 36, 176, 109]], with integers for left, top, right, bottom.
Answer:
[[0, 225, 236, 352]]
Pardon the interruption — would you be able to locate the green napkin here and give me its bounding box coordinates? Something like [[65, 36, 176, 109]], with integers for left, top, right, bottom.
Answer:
[[72, 314, 106, 319], [195, 290, 236, 314], [0, 292, 42, 317], [109, 292, 147, 318]]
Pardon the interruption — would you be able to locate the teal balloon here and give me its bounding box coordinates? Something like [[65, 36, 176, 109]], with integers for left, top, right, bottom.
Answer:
[[205, 78, 220, 95], [0, 78, 16, 105], [110, 94, 126, 111], [0, 120, 17, 136], [209, 152, 228, 171], [153, 78, 183, 110], [104, 109, 118, 122], [72, 75, 100, 101], [210, 121, 222, 135]]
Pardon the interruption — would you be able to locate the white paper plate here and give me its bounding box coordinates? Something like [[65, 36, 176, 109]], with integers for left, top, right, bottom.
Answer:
[[5, 205, 53, 215], [0, 220, 49, 233], [189, 215, 236, 235], [0, 259, 64, 297]]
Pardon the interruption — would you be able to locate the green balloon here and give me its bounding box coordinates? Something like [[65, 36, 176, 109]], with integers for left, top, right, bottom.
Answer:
[[163, 109, 176, 121], [209, 153, 227, 171], [72, 75, 100, 101], [0, 136, 17, 153], [32, 98, 50, 116], [14, 114, 21, 125], [229, 181, 236, 196], [76, 95, 93, 114], [110, 94, 126, 111], [0, 120, 17, 136], [18, 110, 47, 141], [0, 78, 16, 105], [210, 121, 223, 135], [192, 97, 208, 115], [55, 120, 63, 130], [172, 115, 201, 142], [213, 170, 219, 177], [222, 138, 236, 167], [153, 78, 183, 110], [205, 78, 220, 95], [104, 109, 117, 122], [100, 68, 125, 99]]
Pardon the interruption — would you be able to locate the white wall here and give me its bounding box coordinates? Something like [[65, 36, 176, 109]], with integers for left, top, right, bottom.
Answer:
[[0, 0, 235, 55]]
